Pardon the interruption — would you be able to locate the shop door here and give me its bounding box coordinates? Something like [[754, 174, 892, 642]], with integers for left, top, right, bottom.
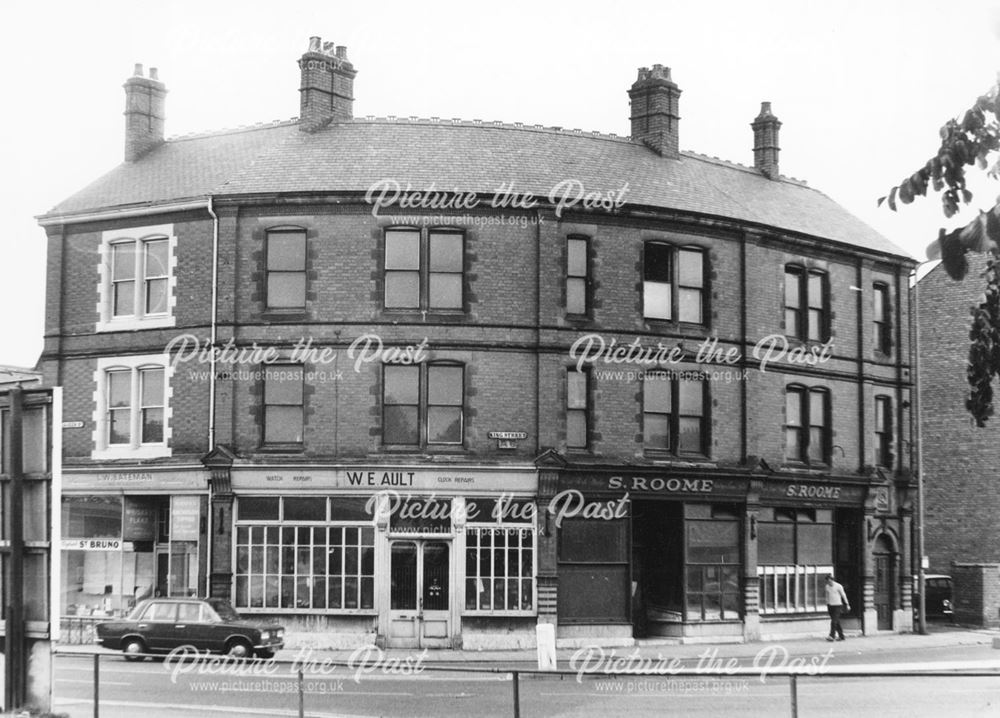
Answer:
[[873, 546, 894, 630], [388, 541, 451, 648]]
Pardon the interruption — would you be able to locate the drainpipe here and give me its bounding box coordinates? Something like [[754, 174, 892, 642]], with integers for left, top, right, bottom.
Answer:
[[206, 196, 219, 597]]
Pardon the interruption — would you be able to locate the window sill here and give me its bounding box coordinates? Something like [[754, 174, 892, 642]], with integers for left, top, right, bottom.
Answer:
[[96, 315, 176, 333], [257, 444, 305, 454], [261, 309, 308, 322], [91, 445, 171, 460]]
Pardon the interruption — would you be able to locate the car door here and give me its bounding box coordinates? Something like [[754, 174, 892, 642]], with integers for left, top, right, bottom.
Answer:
[[168, 601, 205, 650], [136, 601, 178, 651], [197, 602, 230, 653]]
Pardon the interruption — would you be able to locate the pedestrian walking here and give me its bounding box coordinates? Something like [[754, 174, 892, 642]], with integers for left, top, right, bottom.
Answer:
[[825, 575, 850, 641]]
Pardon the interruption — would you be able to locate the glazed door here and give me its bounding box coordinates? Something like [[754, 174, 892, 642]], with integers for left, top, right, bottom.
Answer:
[[388, 540, 451, 648], [874, 552, 894, 630]]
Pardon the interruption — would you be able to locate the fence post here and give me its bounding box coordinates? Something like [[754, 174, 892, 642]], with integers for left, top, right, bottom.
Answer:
[[789, 674, 798, 718], [511, 671, 520, 718], [93, 652, 100, 718], [298, 667, 304, 718]]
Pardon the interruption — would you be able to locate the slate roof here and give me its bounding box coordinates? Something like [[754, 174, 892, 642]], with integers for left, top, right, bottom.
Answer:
[[42, 118, 909, 259]]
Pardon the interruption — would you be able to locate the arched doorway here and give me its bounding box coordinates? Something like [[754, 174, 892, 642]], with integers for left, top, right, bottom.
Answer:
[[872, 534, 896, 631]]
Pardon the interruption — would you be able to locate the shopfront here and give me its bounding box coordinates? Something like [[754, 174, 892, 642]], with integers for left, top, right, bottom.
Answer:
[[546, 471, 749, 642], [228, 465, 538, 649], [60, 468, 209, 619], [539, 466, 877, 643]]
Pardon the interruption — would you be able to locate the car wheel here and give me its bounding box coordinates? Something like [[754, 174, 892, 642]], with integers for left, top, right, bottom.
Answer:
[[123, 638, 147, 662], [226, 639, 252, 659]]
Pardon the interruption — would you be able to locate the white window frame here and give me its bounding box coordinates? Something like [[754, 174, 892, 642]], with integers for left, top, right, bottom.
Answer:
[[757, 564, 834, 615], [97, 224, 177, 332], [463, 497, 537, 617], [92, 354, 173, 459]]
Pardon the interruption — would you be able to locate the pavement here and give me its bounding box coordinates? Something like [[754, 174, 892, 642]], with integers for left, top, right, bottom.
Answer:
[[55, 623, 1000, 667]]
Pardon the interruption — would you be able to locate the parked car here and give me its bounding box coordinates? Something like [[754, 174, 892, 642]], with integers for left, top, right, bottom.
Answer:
[[912, 574, 953, 621], [95, 597, 284, 660]]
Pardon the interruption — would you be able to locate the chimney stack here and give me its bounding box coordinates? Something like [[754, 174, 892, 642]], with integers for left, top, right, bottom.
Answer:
[[752, 101, 781, 179], [628, 64, 681, 158], [299, 36, 357, 131], [123, 63, 167, 162]]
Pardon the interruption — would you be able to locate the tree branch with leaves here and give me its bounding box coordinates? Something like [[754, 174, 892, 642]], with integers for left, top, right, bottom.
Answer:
[[881, 76, 1000, 426]]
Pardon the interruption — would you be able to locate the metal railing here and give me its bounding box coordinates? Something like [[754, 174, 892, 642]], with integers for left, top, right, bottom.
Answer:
[[61, 649, 1000, 718]]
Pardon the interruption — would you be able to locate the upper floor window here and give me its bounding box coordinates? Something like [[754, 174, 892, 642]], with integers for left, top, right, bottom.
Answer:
[[643, 372, 708, 455], [873, 282, 891, 354], [643, 243, 705, 323], [566, 236, 589, 315], [384, 229, 463, 310], [93, 354, 172, 459], [874, 396, 893, 469], [785, 266, 828, 342], [382, 363, 464, 447], [98, 225, 177, 332], [566, 368, 589, 450], [263, 364, 304, 445], [266, 229, 307, 309], [785, 385, 829, 464]]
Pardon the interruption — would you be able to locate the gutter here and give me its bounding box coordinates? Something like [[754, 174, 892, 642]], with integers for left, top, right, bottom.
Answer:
[[36, 199, 211, 227], [206, 196, 219, 599]]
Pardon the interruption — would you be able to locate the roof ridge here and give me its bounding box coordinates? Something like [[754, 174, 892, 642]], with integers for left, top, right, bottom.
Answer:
[[680, 150, 809, 187], [348, 115, 630, 143], [167, 118, 299, 142]]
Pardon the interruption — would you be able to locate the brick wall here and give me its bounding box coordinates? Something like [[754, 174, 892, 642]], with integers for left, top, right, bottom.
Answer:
[[918, 257, 1000, 570]]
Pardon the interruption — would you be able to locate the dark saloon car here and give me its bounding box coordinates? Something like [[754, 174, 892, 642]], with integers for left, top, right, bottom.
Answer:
[[913, 574, 953, 621], [96, 597, 284, 660]]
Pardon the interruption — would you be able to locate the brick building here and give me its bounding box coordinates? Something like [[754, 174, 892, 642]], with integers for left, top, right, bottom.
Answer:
[[37, 37, 917, 648], [915, 256, 1000, 572]]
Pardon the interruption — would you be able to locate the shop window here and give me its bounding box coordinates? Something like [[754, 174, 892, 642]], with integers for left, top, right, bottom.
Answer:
[[566, 368, 589, 450], [566, 236, 589, 315], [382, 363, 464, 448], [757, 508, 834, 614], [785, 385, 829, 464], [262, 364, 304, 446], [266, 229, 307, 309], [643, 372, 708, 455], [558, 517, 629, 622], [874, 396, 893, 469], [234, 496, 374, 611], [62, 496, 123, 539], [643, 243, 706, 323], [873, 282, 891, 354], [384, 228, 464, 310], [785, 265, 828, 342], [685, 511, 740, 621], [465, 499, 536, 614]]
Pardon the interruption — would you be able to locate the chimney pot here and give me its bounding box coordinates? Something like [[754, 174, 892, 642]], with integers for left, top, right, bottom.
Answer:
[[133, 63, 143, 77], [322, 41, 335, 55], [309, 36, 322, 52], [335, 45, 347, 59], [751, 101, 782, 179], [149, 67, 158, 81]]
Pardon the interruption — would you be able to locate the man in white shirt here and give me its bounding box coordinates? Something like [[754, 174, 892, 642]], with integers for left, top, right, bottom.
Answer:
[[825, 575, 850, 641]]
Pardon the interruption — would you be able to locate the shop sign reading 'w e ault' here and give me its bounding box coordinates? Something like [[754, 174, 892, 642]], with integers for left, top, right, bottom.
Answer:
[[230, 468, 537, 492]]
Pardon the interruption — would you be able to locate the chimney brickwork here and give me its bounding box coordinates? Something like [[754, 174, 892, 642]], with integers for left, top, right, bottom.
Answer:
[[123, 63, 166, 162], [628, 64, 681, 158], [299, 36, 357, 131], [752, 101, 781, 179]]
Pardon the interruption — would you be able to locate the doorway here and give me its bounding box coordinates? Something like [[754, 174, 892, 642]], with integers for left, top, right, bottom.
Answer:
[[873, 535, 895, 630], [387, 540, 452, 648]]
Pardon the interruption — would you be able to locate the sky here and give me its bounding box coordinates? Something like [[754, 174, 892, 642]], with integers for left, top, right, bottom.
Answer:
[[2, 0, 1000, 368]]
